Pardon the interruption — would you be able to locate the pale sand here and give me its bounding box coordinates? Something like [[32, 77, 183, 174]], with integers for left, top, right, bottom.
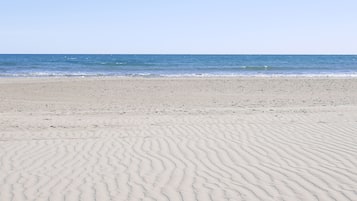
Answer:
[[0, 77, 357, 201]]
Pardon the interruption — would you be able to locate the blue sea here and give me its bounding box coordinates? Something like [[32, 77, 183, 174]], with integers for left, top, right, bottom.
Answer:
[[0, 54, 357, 77]]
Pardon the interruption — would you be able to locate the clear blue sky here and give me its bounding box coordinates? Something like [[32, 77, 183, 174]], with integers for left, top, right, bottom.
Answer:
[[1, 0, 356, 54]]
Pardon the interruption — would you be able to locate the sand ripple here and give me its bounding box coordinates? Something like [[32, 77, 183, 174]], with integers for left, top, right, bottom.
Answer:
[[1, 112, 357, 201]]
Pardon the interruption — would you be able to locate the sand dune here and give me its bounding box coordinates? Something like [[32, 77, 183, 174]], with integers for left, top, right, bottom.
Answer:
[[1, 77, 357, 201]]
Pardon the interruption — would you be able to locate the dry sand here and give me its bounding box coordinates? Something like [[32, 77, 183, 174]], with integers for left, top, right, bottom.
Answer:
[[0, 77, 357, 201]]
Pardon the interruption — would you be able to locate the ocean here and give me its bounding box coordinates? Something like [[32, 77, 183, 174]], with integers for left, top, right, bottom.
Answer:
[[0, 54, 357, 77]]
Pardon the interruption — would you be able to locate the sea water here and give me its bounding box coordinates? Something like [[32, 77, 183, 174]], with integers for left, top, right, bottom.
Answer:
[[0, 54, 356, 77]]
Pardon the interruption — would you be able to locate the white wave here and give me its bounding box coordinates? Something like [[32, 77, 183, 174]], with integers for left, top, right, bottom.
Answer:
[[1, 72, 357, 78]]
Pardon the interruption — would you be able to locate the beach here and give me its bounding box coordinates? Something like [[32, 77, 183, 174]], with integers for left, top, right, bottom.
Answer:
[[1, 77, 357, 201]]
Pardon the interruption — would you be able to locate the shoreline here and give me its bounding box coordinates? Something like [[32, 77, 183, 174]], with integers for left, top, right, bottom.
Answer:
[[1, 73, 357, 79], [2, 74, 357, 80]]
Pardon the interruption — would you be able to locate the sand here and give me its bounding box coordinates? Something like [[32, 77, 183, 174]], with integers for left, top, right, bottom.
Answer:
[[0, 77, 357, 201]]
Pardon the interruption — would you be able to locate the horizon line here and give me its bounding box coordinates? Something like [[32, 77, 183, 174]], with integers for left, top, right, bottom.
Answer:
[[1, 53, 357, 56]]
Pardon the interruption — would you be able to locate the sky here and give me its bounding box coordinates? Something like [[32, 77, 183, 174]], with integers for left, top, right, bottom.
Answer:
[[1, 0, 357, 54]]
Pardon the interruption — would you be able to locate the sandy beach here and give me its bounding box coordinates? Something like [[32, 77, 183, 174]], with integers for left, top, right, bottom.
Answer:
[[0, 77, 357, 201]]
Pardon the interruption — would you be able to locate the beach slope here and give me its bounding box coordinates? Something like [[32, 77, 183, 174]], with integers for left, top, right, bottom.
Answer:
[[0, 77, 357, 201]]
